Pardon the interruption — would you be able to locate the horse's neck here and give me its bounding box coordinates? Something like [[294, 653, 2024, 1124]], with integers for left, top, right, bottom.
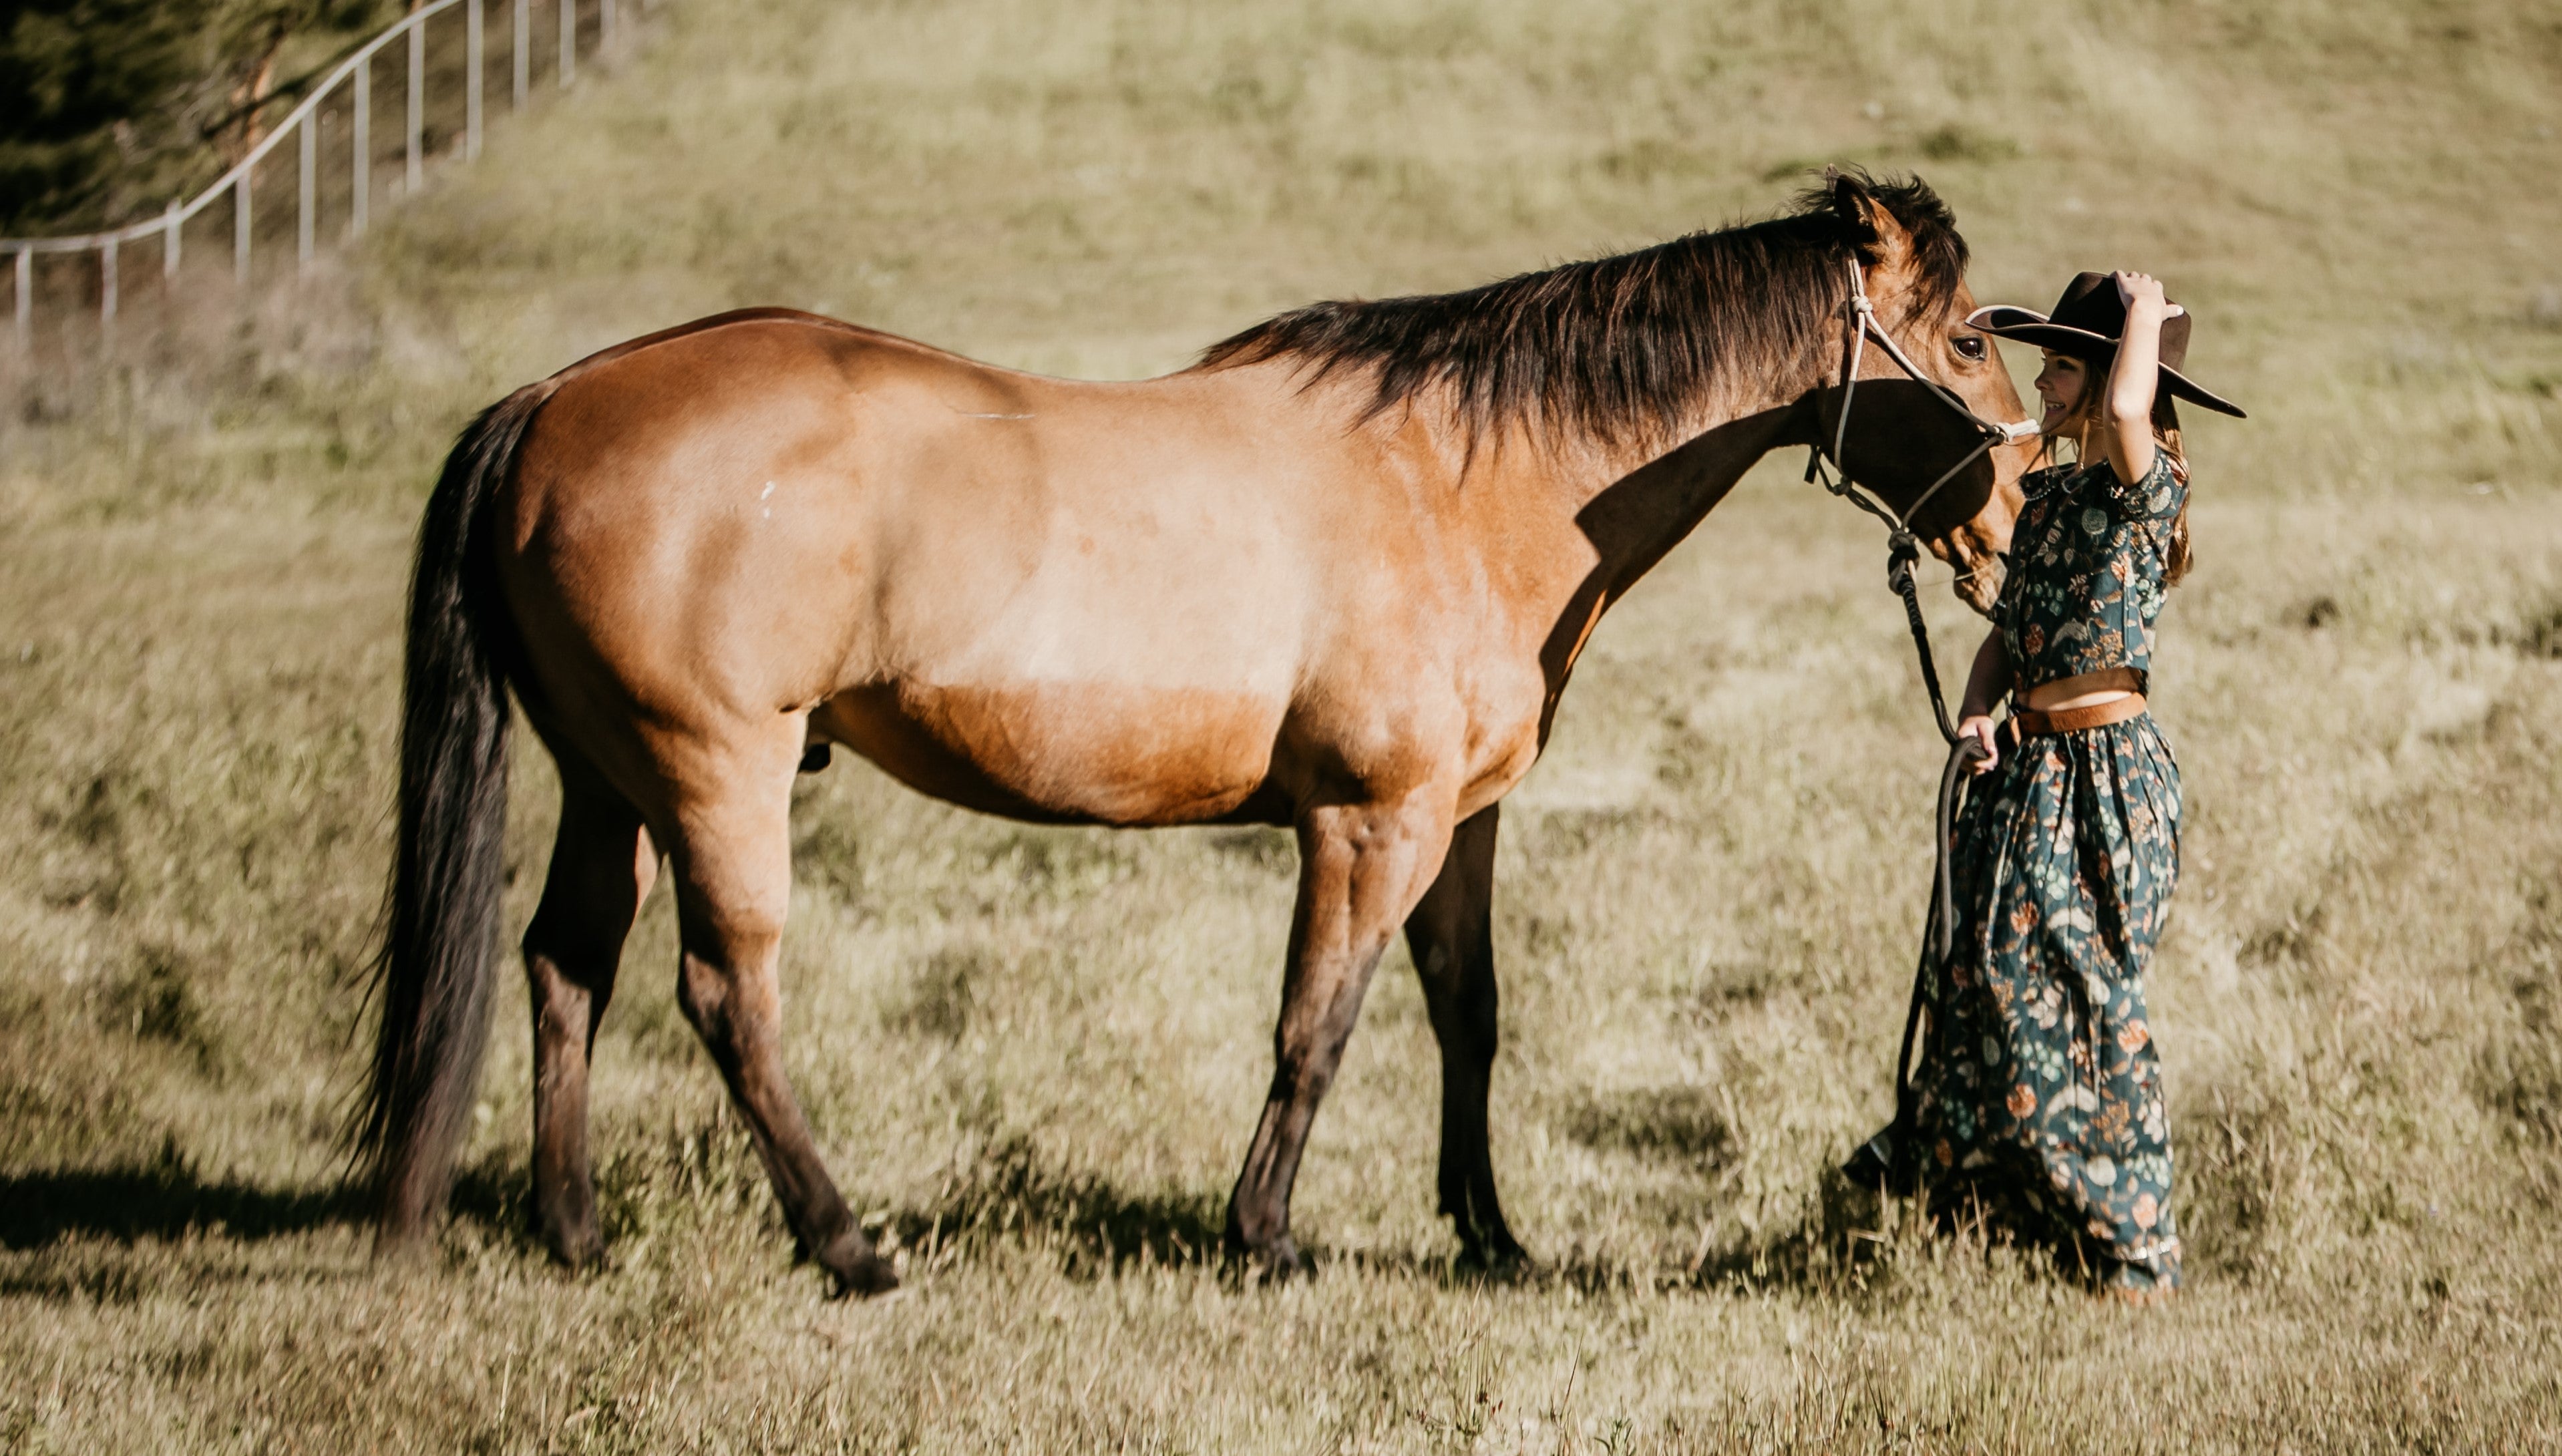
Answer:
[[1546, 398, 1813, 602]]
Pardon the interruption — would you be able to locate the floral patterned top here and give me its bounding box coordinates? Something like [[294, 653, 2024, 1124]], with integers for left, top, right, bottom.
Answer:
[[1996, 449, 2185, 693]]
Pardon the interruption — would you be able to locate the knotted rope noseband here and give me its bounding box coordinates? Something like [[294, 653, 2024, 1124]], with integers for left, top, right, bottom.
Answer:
[[1805, 255, 2038, 1135], [1806, 258, 2042, 568]]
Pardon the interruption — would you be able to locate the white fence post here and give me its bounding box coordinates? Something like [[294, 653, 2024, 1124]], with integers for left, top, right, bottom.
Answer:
[[0, 0, 666, 351], [353, 58, 371, 237], [407, 18, 427, 192], [466, 0, 484, 159], [234, 170, 254, 289], [100, 236, 118, 346], [299, 114, 318, 270]]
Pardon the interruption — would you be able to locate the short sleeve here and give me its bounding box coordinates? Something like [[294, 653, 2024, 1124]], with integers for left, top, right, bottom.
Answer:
[[2088, 448, 2183, 524]]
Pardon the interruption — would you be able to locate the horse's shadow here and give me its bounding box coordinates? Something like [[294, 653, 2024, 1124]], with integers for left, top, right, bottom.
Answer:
[[0, 1149, 353, 1250], [890, 1137, 1644, 1292], [888, 1135, 1229, 1278], [0, 1134, 1942, 1298]]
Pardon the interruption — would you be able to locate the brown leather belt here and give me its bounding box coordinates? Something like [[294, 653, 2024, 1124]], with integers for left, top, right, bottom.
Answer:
[[2022, 665, 2145, 701], [2006, 693, 2148, 742], [2004, 667, 2149, 743]]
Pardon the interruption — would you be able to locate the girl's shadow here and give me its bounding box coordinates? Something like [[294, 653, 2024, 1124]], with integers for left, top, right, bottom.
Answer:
[[0, 1141, 351, 1250]]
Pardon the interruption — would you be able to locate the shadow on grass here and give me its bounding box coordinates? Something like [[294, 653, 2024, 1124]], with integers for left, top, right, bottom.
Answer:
[[895, 1136, 1660, 1294], [1563, 1085, 1734, 1167], [1684, 1180, 1881, 1294], [445, 1149, 538, 1248], [0, 1151, 354, 1250], [893, 1134, 1228, 1279], [414, 1127, 1965, 1299], [1323, 1241, 1639, 1296], [1674, 1167, 2109, 1300]]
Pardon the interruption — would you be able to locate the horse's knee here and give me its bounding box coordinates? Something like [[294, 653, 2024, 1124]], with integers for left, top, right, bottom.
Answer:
[[1272, 1010, 1366, 1100], [674, 951, 737, 1039], [522, 924, 615, 1003], [675, 923, 783, 1039]]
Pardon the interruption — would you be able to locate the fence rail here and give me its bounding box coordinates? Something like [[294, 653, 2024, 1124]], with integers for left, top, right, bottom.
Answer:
[[6, 0, 643, 353]]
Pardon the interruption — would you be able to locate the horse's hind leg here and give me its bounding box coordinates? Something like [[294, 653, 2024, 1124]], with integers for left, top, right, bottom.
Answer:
[[523, 752, 655, 1267], [663, 749, 897, 1297], [1401, 804, 1526, 1267]]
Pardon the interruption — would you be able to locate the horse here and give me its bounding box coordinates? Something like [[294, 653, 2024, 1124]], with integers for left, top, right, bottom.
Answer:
[[355, 168, 2032, 1295]]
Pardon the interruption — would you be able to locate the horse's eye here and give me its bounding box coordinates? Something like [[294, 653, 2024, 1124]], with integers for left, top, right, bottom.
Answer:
[[1954, 335, 1988, 362]]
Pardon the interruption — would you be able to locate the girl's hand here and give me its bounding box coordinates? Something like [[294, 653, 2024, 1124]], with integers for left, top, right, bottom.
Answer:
[[2112, 270, 2184, 319], [1960, 714, 2000, 774], [2103, 270, 2175, 483]]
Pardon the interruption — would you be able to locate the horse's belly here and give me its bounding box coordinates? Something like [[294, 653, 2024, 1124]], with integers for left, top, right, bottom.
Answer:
[[812, 680, 1284, 827]]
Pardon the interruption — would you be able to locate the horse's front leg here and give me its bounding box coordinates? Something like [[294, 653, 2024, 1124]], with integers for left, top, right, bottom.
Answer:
[[1401, 803, 1526, 1268], [1226, 790, 1456, 1278]]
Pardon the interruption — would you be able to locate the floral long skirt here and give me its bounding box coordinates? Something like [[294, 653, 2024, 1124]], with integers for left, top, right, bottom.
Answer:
[[1852, 713, 2184, 1291]]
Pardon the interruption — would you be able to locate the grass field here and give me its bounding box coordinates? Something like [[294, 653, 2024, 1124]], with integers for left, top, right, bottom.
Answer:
[[5, 0, 2562, 1449]]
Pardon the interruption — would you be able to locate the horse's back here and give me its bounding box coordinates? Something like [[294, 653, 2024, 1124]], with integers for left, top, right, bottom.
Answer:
[[496, 311, 1389, 826]]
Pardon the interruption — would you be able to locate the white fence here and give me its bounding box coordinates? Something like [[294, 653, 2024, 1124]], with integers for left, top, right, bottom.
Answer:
[[4, 0, 647, 353]]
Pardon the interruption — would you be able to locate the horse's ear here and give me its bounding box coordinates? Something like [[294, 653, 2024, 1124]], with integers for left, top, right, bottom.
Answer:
[[1823, 165, 1915, 279]]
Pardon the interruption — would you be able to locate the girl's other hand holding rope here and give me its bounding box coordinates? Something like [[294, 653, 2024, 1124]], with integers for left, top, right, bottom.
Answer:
[[1960, 714, 2000, 774], [1958, 629, 2010, 775]]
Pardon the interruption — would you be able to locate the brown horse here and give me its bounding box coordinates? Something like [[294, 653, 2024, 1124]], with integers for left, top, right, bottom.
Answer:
[[356, 169, 2031, 1294]]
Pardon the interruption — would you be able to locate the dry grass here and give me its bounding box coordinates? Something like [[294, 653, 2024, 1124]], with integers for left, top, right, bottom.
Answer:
[[4, 0, 2562, 1449]]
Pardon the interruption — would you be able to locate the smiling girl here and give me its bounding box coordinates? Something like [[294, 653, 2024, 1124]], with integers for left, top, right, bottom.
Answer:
[[1847, 270, 2245, 1300]]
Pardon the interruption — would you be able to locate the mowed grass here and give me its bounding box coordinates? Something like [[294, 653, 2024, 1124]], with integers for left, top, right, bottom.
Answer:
[[4, 0, 2562, 1449]]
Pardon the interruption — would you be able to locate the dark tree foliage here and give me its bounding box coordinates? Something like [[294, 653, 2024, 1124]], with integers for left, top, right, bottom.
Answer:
[[0, 0, 398, 234]]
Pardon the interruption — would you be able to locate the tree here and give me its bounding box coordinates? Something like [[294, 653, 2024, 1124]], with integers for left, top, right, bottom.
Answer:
[[0, 0, 399, 234]]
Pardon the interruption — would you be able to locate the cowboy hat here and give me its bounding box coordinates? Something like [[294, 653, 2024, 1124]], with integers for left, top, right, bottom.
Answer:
[[1967, 272, 2246, 419]]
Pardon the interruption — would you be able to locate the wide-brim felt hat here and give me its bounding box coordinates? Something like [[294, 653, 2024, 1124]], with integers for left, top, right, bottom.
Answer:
[[1967, 271, 2246, 419]]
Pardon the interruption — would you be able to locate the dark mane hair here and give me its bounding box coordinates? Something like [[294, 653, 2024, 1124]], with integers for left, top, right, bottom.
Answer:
[[1198, 168, 1968, 451]]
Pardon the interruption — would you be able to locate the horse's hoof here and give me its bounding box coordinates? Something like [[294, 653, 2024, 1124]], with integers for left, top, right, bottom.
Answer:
[[369, 1221, 435, 1266], [1458, 1230, 1530, 1273], [1221, 1213, 1306, 1282], [826, 1260, 900, 1300], [1247, 1236, 1306, 1284], [542, 1230, 606, 1271], [818, 1236, 901, 1299]]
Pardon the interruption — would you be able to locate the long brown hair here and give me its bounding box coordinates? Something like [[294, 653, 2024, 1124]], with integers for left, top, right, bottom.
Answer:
[[2046, 365, 2192, 585]]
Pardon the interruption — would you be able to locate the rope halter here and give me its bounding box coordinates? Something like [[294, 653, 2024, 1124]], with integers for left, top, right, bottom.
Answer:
[[1805, 256, 2040, 556], [1800, 257, 2043, 1141]]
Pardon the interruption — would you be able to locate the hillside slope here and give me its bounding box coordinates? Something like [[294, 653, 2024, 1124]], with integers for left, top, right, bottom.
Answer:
[[2, 1, 2560, 1449]]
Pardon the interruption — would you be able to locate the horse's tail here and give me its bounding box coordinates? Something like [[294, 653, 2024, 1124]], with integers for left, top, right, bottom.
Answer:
[[354, 380, 556, 1245]]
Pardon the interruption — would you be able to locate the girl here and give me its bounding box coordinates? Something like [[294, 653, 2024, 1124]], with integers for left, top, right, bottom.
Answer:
[[1847, 270, 2245, 1300]]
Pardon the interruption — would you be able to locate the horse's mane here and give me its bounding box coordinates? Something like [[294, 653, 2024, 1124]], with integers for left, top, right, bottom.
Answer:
[[1198, 169, 1968, 451]]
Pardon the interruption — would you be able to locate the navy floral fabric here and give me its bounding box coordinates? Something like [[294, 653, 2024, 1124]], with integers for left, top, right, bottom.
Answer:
[[1998, 449, 2184, 689], [1853, 447, 2188, 1294], [1879, 715, 2184, 1290]]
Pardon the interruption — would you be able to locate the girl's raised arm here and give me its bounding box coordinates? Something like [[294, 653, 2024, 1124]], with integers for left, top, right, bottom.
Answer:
[[2102, 271, 2179, 486]]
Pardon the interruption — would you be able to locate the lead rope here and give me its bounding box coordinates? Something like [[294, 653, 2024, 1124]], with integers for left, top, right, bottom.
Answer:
[[1886, 534, 1988, 1132], [1801, 256, 2020, 1145]]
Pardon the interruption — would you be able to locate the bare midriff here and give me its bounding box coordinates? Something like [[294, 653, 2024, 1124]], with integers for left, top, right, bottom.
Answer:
[[2018, 668, 2141, 715]]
